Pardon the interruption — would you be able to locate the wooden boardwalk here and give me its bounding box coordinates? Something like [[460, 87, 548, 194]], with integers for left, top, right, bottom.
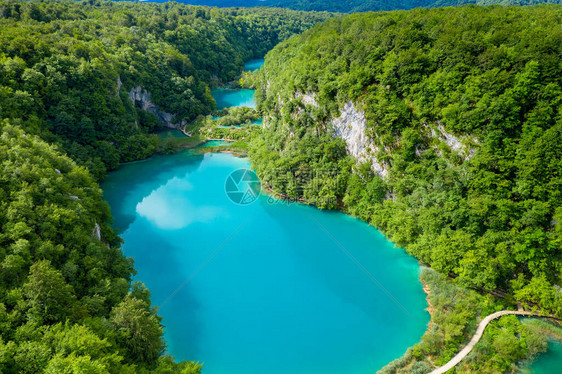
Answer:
[[429, 310, 536, 374]]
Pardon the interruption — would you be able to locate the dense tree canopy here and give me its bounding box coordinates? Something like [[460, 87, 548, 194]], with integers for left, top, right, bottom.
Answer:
[[0, 0, 330, 179], [250, 5, 562, 314], [271, 0, 562, 12]]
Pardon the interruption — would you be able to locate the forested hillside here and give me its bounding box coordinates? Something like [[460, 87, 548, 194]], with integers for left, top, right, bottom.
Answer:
[[153, 0, 562, 13], [0, 0, 330, 179], [251, 5, 562, 314]]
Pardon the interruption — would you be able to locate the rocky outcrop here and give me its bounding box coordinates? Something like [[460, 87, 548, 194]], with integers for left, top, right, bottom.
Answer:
[[92, 222, 101, 241], [430, 124, 477, 160], [116, 76, 122, 96], [286, 92, 478, 179], [330, 101, 389, 178], [92, 222, 110, 248], [128, 86, 186, 129], [296, 92, 319, 107]]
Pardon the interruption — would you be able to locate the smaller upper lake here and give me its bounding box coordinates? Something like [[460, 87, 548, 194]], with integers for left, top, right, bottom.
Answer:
[[211, 88, 256, 109], [244, 58, 265, 72], [211, 58, 264, 110]]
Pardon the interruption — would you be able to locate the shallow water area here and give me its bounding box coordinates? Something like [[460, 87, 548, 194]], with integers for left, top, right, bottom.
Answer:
[[199, 140, 232, 147], [155, 128, 187, 139], [519, 340, 562, 374]]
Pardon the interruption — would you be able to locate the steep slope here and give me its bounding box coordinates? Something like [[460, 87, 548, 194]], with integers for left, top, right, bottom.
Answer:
[[0, 0, 331, 179], [250, 5, 562, 313]]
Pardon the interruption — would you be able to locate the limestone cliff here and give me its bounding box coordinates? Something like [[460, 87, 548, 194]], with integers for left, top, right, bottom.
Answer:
[[276, 91, 478, 180], [128, 86, 186, 129], [330, 101, 389, 178], [429, 124, 478, 161]]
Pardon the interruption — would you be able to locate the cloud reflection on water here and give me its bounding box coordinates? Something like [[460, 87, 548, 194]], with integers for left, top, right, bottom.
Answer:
[[136, 176, 223, 230]]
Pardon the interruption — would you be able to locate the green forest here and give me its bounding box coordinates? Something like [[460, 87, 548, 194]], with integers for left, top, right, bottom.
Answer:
[[0, 0, 330, 179], [251, 5, 562, 315], [269, 0, 562, 13]]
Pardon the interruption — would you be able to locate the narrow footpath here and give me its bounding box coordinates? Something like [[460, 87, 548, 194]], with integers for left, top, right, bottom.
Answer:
[[430, 310, 547, 374]]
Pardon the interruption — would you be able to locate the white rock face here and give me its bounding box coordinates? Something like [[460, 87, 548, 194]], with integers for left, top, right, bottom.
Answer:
[[430, 124, 477, 160], [330, 101, 389, 178], [92, 222, 101, 241], [297, 92, 319, 107], [116, 76, 122, 96], [129, 86, 186, 129]]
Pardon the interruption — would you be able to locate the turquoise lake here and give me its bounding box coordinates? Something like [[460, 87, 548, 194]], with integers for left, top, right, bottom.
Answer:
[[104, 57, 430, 373], [244, 58, 265, 72], [210, 58, 261, 110], [102, 150, 430, 374]]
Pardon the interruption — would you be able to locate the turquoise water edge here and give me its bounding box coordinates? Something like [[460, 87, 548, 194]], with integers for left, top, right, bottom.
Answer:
[[519, 340, 562, 374], [102, 151, 430, 374], [244, 58, 265, 72]]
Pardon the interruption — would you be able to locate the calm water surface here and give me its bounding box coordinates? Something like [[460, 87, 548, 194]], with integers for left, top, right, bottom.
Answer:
[[211, 58, 263, 110], [211, 88, 256, 109], [244, 58, 265, 72], [102, 150, 429, 374]]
